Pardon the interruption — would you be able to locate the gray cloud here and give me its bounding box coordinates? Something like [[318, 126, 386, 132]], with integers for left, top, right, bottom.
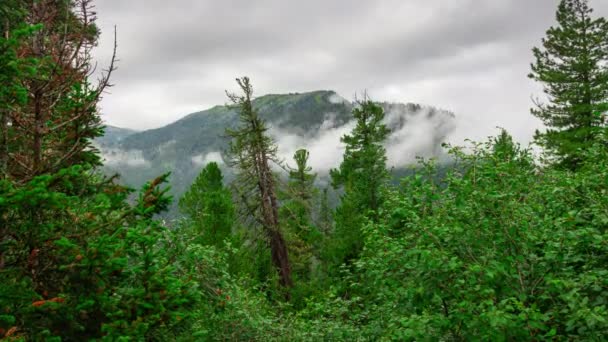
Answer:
[[268, 104, 456, 175], [94, 0, 608, 146]]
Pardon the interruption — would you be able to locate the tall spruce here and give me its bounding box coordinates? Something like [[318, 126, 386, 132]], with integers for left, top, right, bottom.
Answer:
[[225, 77, 293, 292], [285, 149, 317, 230], [281, 149, 319, 281], [179, 162, 235, 247], [529, 0, 608, 169], [330, 99, 390, 263]]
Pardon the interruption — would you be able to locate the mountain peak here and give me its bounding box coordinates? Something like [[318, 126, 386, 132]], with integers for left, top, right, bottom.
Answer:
[[98, 91, 456, 217]]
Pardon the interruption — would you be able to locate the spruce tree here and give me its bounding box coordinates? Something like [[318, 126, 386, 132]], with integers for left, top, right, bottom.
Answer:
[[179, 162, 235, 247], [529, 0, 608, 169], [330, 99, 390, 263], [225, 77, 293, 292], [280, 149, 319, 281], [284, 149, 317, 233]]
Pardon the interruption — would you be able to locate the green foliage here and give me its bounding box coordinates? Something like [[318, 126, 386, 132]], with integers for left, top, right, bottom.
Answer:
[[529, 0, 608, 169], [3, 0, 608, 340], [0, 167, 200, 340], [179, 162, 235, 247], [317, 187, 333, 235], [280, 149, 324, 307], [310, 132, 608, 340], [282, 149, 319, 248], [329, 99, 390, 264], [0, 2, 200, 340]]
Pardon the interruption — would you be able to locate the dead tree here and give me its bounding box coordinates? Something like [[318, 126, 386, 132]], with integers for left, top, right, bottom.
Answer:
[[225, 77, 293, 294]]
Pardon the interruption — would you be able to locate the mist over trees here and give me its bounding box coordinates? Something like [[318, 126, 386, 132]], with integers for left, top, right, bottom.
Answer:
[[1, 0, 607, 340]]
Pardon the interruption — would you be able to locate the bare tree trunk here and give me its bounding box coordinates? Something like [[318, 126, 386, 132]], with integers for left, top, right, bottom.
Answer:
[[258, 155, 292, 293], [33, 92, 42, 174], [0, 111, 7, 179], [227, 77, 293, 297], [1, 20, 9, 178]]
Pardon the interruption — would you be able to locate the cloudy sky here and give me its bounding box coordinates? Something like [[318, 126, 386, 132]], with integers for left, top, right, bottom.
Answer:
[[93, 0, 608, 144]]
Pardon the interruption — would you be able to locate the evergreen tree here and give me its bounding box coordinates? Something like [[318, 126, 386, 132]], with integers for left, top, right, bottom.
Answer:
[[0, 2, 199, 339], [317, 187, 333, 235], [529, 0, 608, 169], [280, 149, 320, 282], [1, 0, 115, 182], [225, 77, 293, 293], [330, 99, 390, 263], [284, 149, 317, 241], [179, 162, 235, 247], [492, 129, 519, 161]]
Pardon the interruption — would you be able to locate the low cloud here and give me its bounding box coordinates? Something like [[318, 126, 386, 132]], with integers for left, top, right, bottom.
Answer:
[[384, 105, 456, 167], [271, 105, 456, 174], [328, 93, 349, 105], [192, 151, 225, 166], [271, 113, 355, 174], [102, 148, 149, 167]]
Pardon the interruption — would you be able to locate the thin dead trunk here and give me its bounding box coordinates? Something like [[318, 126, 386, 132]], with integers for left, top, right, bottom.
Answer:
[[227, 77, 293, 296], [0, 111, 7, 178], [259, 155, 292, 291], [32, 90, 43, 174], [1, 20, 9, 178]]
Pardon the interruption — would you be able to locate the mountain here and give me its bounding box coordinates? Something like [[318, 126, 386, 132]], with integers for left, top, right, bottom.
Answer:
[[96, 125, 138, 147], [97, 90, 456, 216]]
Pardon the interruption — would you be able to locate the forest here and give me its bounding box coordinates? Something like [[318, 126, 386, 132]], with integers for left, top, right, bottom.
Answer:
[[1, 0, 607, 340]]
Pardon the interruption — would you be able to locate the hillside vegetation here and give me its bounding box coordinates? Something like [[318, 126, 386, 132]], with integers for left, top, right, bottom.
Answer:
[[1, 0, 607, 340], [97, 91, 455, 217]]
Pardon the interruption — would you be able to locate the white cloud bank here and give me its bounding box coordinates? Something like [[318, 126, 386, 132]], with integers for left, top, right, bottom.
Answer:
[[102, 148, 149, 167], [270, 105, 456, 174]]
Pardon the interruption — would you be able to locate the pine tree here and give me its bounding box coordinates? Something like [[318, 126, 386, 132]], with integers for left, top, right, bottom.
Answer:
[[179, 162, 235, 247], [330, 99, 390, 263], [529, 0, 608, 169], [225, 77, 293, 292]]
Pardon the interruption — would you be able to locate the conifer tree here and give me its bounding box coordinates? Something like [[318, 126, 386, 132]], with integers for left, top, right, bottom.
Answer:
[[225, 77, 293, 292], [0, 2, 199, 339], [284, 149, 317, 238], [330, 99, 390, 263], [281, 149, 320, 280], [529, 0, 608, 169], [2, 0, 115, 182], [179, 162, 235, 247], [317, 187, 333, 235]]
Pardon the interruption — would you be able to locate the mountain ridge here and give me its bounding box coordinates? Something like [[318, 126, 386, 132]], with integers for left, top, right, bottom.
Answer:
[[97, 90, 456, 216]]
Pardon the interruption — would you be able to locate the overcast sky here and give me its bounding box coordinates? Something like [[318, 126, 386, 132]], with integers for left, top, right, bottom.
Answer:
[[93, 0, 608, 144]]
